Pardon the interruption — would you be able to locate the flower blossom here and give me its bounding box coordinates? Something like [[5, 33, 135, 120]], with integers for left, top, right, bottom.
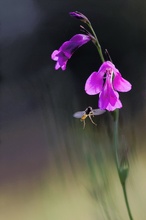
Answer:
[[51, 34, 90, 70], [85, 61, 132, 111]]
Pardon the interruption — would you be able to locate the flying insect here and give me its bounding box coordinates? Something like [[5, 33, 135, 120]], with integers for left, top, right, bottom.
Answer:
[[73, 106, 105, 128]]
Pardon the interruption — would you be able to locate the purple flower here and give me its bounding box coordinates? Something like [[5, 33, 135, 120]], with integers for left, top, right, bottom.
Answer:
[[69, 11, 90, 24], [85, 61, 132, 111], [51, 34, 90, 70]]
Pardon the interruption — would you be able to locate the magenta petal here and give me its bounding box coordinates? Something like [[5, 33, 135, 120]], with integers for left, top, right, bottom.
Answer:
[[55, 62, 60, 70], [106, 99, 122, 111], [61, 34, 90, 58], [85, 62, 113, 95], [113, 72, 132, 92], [98, 92, 108, 110], [99, 61, 116, 72], [85, 71, 104, 95], [61, 63, 66, 70], [99, 90, 122, 111], [114, 98, 122, 109], [98, 73, 123, 111], [51, 50, 59, 61], [70, 34, 90, 43], [51, 34, 90, 70], [97, 61, 112, 73], [57, 52, 68, 65], [98, 90, 117, 110], [98, 77, 118, 109]]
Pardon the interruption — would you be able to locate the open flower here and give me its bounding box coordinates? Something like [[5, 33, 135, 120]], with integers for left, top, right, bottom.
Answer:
[[51, 34, 90, 70], [85, 61, 132, 111]]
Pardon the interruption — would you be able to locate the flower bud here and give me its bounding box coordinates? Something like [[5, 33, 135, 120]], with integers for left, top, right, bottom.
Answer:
[[118, 146, 129, 184], [119, 159, 129, 184], [69, 11, 90, 24]]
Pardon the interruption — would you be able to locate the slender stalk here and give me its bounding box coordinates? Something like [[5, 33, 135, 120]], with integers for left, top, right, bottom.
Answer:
[[113, 109, 120, 172], [122, 183, 134, 220], [87, 22, 105, 63], [113, 109, 134, 220], [87, 21, 134, 220]]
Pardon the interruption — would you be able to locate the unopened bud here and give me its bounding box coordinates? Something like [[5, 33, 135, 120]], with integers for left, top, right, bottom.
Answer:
[[119, 159, 129, 184], [69, 11, 90, 24], [118, 146, 129, 184]]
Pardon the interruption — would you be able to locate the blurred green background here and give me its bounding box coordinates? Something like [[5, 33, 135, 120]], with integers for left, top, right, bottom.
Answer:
[[1, 0, 146, 219]]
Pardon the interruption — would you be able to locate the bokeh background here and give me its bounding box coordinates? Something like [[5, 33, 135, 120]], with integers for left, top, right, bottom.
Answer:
[[1, 0, 146, 219]]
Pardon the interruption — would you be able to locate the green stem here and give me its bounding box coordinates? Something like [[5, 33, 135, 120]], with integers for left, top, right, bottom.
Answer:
[[87, 22, 105, 63], [122, 183, 134, 220], [113, 109, 134, 220], [113, 109, 120, 171], [87, 21, 134, 220]]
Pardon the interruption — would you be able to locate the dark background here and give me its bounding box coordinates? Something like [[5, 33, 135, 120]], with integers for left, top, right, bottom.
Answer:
[[1, 0, 146, 187]]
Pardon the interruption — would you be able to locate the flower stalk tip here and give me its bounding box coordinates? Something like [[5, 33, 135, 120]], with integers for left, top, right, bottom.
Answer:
[[69, 11, 90, 24]]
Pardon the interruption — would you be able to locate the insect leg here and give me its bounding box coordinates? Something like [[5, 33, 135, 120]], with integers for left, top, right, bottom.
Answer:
[[83, 120, 86, 129], [89, 114, 97, 126]]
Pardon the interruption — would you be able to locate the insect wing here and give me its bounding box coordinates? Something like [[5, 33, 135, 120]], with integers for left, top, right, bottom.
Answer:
[[92, 109, 106, 116], [73, 111, 84, 118]]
